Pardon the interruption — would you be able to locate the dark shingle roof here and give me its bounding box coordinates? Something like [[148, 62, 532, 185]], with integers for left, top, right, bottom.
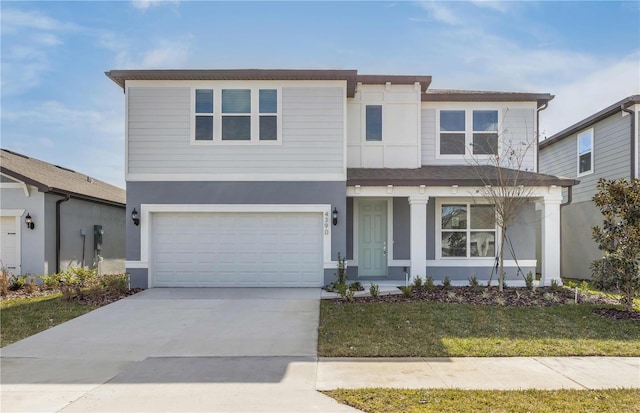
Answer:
[[424, 89, 554, 108], [0, 149, 125, 206], [347, 165, 578, 187]]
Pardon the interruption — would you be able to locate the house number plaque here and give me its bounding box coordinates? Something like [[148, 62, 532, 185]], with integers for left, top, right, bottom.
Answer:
[[324, 212, 329, 235]]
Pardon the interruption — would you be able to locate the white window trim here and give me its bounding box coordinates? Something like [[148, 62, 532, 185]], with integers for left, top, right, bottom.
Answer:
[[435, 108, 501, 160], [190, 87, 282, 145], [435, 198, 499, 261], [576, 128, 594, 177]]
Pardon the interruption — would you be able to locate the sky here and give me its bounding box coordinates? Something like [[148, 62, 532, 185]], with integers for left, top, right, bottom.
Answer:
[[1, 1, 639, 188]]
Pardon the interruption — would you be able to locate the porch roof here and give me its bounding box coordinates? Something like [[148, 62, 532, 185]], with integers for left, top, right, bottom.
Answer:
[[347, 165, 579, 187]]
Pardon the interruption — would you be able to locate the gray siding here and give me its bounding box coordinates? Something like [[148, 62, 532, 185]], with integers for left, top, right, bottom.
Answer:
[[420, 108, 436, 163], [539, 112, 631, 204], [126, 180, 346, 263], [392, 197, 410, 260], [127, 86, 344, 178]]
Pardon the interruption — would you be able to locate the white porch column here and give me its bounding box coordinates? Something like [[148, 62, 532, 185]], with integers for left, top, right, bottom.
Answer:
[[541, 191, 563, 286], [409, 196, 429, 280]]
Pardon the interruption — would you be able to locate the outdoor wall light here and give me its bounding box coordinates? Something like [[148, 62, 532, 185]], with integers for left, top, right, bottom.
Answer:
[[131, 208, 140, 226], [332, 207, 338, 226], [25, 213, 35, 230]]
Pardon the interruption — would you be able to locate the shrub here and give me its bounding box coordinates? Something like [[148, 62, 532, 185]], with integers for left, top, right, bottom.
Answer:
[[59, 267, 98, 300], [25, 277, 37, 294], [348, 281, 364, 292], [369, 283, 380, 298], [424, 276, 435, 293], [335, 252, 347, 286], [468, 275, 481, 293], [345, 289, 355, 302], [525, 271, 534, 290], [447, 291, 456, 299], [413, 275, 423, 288], [8, 274, 27, 291], [442, 276, 451, 289], [550, 279, 562, 292], [399, 285, 413, 298], [101, 273, 129, 294], [0, 268, 9, 296], [336, 282, 348, 298], [38, 273, 63, 289]]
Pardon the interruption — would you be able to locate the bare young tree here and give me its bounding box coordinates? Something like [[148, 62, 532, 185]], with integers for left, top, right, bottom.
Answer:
[[465, 116, 540, 291]]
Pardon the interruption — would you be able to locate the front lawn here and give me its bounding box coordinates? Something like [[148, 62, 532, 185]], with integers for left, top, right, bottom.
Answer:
[[323, 388, 640, 413], [318, 301, 640, 357], [1, 293, 97, 347]]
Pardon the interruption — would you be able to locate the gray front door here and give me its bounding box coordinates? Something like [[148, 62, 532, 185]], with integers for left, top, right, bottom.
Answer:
[[358, 200, 387, 277]]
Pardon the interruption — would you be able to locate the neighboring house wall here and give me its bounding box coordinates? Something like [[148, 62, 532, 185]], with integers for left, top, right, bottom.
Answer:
[[347, 84, 422, 168], [0, 185, 46, 275], [539, 111, 632, 279], [52, 196, 126, 274], [421, 103, 537, 171], [126, 83, 345, 181]]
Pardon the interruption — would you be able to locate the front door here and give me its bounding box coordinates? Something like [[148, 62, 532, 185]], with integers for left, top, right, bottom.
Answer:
[[0, 216, 19, 275], [358, 200, 387, 277]]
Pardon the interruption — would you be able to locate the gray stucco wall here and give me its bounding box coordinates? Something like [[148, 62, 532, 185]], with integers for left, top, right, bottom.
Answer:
[[52, 196, 126, 275], [560, 200, 602, 279], [393, 197, 410, 260], [504, 202, 536, 261], [346, 197, 353, 260], [127, 181, 346, 288], [426, 201, 436, 260], [0, 186, 46, 275]]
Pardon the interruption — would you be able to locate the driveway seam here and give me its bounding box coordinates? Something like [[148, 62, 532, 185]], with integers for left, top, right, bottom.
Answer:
[[531, 357, 588, 390]]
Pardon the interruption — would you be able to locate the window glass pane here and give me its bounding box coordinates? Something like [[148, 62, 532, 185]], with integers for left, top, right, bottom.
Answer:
[[470, 232, 495, 257], [579, 153, 591, 173], [195, 89, 213, 113], [260, 116, 277, 140], [366, 105, 382, 141], [473, 133, 498, 154], [473, 110, 498, 132], [222, 89, 250, 113], [470, 205, 495, 229], [442, 205, 467, 229], [259, 89, 277, 113], [440, 110, 465, 131], [442, 232, 467, 257], [195, 116, 213, 140], [578, 132, 592, 154], [222, 116, 250, 140], [440, 133, 466, 154]]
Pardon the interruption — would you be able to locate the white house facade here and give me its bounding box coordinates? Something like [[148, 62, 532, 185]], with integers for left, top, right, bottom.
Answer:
[[107, 69, 577, 289]]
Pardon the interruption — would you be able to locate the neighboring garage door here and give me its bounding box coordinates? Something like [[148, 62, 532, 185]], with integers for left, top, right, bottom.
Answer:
[[151, 212, 323, 287], [0, 216, 19, 275]]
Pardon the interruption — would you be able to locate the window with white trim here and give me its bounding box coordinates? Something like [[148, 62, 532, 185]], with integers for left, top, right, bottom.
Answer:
[[439, 110, 499, 156], [192, 87, 280, 143], [577, 129, 593, 175], [441, 203, 496, 258]]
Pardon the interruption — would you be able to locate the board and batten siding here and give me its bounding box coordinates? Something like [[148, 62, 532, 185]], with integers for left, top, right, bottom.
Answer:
[[127, 86, 345, 180], [421, 105, 536, 170], [539, 111, 631, 204]]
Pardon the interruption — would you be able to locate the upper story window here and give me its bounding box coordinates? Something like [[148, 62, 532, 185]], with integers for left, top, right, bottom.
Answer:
[[365, 105, 382, 141], [577, 128, 593, 176], [439, 110, 499, 156], [440, 203, 496, 258], [192, 87, 280, 144]]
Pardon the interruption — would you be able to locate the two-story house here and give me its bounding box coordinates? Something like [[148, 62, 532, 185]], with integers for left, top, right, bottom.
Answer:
[[106, 69, 576, 289], [539, 95, 640, 279]]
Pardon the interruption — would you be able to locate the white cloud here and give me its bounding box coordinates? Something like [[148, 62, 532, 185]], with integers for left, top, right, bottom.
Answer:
[[32, 33, 63, 46], [416, 2, 463, 25], [113, 38, 191, 68], [131, 0, 180, 10], [0, 9, 78, 32], [470, 0, 511, 13]]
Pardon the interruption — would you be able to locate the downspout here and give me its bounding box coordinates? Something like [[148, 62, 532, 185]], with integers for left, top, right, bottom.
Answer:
[[56, 193, 71, 273], [621, 102, 636, 179], [536, 102, 549, 173]]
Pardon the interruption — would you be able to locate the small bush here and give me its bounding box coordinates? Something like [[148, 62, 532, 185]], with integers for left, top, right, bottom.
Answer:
[[550, 279, 562, 292], [345, 289, 355, 302], [447, 291, 456, 299], [413, 275, 423, 288], [38, 273, 62, 289], [335, 252, 347, 285], [101, 273, 129, 294], [468, 275, 481, 293], [336, 283, 348, 298], [442, 276, 451, 289], [399, 285, 413, 298], [25, 277, 37, 294], [8, 274, 27, 291], [0, 268, 9, 296], [424, 276, 435, 293], [348, 281, 364, 292], [525, 271, 534, 290], [369, 283, 380, 298]]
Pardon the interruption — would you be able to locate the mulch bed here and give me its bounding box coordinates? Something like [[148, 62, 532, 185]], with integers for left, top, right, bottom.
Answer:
[[1, 285, 143, 306], [331, 285, 640, 321]]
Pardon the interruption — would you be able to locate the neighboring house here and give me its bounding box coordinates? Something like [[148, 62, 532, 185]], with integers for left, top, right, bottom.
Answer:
[[539, 95, 640, 279], [106, 69, 577, 289], [0, 149, 126, 276]]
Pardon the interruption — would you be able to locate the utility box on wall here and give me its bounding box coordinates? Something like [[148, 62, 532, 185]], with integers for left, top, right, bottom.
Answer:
[[94, 225, 103, 253]]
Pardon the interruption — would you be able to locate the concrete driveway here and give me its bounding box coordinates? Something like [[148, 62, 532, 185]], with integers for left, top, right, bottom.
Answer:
[[0, 288, 358, 412]]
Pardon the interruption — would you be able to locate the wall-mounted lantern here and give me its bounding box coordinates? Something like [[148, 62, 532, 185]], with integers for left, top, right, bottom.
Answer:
[[131, 208, 140, 226], [332, 207, 338, 226], [25, 213, 35, 230]]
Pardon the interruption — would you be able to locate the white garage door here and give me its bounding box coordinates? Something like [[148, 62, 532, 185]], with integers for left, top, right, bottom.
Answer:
[[151, 212, 324, 287], [0, 216, 19, 275]]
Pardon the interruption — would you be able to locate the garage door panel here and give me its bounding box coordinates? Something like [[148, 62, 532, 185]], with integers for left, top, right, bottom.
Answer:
[[151, 212, 323, 287]]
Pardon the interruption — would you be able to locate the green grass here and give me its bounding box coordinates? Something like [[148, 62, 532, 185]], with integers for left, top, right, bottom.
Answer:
[[1, 293, 97, 347], [323, 388, 640, 413], [319, 301, 640, 357]]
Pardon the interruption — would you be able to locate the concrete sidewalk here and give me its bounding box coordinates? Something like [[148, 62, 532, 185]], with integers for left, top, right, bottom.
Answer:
[[317, 357, 640, 390]]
